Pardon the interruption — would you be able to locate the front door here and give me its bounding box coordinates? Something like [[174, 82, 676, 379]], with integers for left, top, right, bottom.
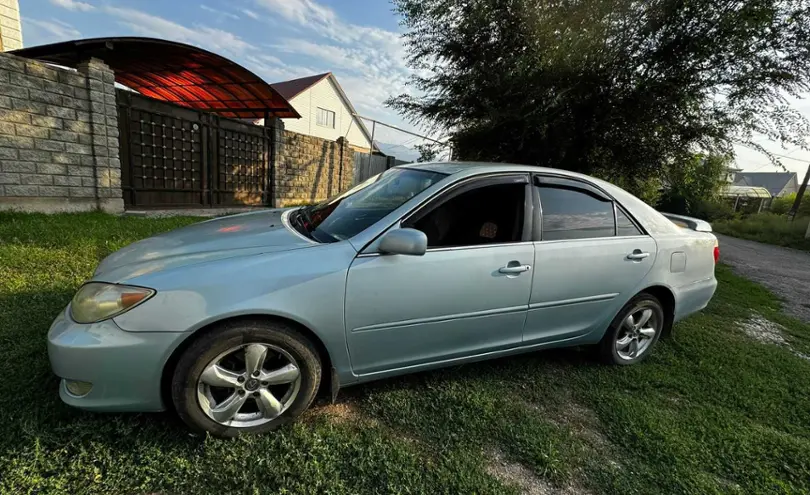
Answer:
[[523, 176, 657, 344], [345, 175, 534, 376]]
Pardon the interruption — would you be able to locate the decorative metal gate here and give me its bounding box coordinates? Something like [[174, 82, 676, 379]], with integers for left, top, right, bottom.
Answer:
[[117, 90, 272, 207]]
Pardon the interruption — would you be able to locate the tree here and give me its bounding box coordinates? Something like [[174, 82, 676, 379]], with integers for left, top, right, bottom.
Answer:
[[415, 143, 439, 162], [657, 153, 730, 215], [388, 0, 810, 198]]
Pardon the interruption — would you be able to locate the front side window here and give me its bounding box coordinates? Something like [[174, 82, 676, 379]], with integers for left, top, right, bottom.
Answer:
[[538, 185, 615, 240], [316, 107, 335, 128], [290, 168, 446, 242], [406, 181, 526, 248]]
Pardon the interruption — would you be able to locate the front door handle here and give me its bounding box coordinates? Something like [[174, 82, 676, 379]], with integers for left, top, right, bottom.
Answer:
[[499, 264, 532, 274], [626, 250, 650, 261]]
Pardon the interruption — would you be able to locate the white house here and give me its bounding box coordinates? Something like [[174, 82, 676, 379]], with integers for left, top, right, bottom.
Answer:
[[270, 72, 374, 152]]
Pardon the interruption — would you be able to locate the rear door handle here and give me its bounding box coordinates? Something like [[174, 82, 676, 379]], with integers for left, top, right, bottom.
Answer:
[[499, 264, 532, 274], [626, 251, 650, 261]]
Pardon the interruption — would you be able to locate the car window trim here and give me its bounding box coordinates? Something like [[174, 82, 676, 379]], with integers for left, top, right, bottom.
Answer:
[[402, 174, 529, 225], [358, 172, 532, 255], [532, 173, 649, 241], [534, 235, 650, 246], [535, 182, 617, 242], [404, 173, 531, 250], [534, 175, 611, 201], [612, 202, 619, 237], [614, 201, 644, 236]]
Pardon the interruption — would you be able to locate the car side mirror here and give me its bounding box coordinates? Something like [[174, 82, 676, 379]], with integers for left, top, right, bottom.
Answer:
[[379, 228, 427, 256]]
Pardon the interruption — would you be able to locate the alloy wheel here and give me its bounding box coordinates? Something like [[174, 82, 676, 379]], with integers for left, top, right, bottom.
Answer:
[[615, 306, 659, 361], [196, 343, 301, 428]]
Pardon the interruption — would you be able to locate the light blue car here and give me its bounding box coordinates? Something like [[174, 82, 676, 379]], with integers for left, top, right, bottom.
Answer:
[[48, 162, 718, 436]]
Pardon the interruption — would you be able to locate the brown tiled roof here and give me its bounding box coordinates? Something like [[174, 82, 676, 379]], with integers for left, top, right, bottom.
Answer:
[[270, 72, 331, 101]]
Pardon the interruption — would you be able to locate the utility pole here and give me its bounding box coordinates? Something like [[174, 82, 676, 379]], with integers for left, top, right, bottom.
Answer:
[[788, 163, 810, 221]]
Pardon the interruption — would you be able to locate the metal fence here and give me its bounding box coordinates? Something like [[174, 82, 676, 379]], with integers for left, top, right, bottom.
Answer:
[[117, 90, 272, 208]]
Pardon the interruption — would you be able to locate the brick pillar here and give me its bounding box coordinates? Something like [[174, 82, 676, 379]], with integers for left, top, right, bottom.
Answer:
[[266, 116, 285, 208], [0, 0, 23, 51], [77, 58, 123, 213], [337, 136, 354, 191]]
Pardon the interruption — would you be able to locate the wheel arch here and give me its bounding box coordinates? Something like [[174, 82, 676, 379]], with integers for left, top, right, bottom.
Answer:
[[160, 313, 336, 411], [639, 285, 676, 337]]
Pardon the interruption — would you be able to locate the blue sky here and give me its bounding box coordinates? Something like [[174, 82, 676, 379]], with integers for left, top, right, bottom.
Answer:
[[20, 0, 810, 173]]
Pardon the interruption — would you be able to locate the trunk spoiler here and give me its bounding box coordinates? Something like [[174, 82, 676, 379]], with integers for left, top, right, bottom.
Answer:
[[660, 212, 713, 233]]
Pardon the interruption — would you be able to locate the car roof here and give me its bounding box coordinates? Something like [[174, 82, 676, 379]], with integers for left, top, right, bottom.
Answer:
[[401, 161, 591, 181]]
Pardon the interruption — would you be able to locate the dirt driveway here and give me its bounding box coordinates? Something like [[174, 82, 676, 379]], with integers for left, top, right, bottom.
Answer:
[[716, 233, 810, 323]]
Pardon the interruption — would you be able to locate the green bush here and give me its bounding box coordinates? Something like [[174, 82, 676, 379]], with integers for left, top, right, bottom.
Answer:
[[770, 193, 810, 217], [690, 199, 739, 222], [713, 212, 810, 251]]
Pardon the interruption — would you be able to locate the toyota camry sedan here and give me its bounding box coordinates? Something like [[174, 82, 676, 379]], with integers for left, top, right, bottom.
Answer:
[[48, 162, 718, 437]]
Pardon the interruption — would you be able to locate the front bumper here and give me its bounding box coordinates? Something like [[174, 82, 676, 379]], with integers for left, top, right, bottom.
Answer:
[[47, 307, 188, 412]]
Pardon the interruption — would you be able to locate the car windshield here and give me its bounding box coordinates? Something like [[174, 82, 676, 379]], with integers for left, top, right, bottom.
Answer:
[[289, 167, 447, 242]]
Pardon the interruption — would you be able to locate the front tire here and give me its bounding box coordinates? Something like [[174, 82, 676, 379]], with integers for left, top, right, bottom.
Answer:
[[171, 319, 322, 437], [598, 293, 664, 365]]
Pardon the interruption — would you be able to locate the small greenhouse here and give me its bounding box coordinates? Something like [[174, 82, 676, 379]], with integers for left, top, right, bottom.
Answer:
[[719, 185, 773, 213]]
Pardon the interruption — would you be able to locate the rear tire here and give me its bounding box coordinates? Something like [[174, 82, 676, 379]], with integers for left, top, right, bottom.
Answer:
[[171, 319, 321, 437], [598, 293, 664, 365]]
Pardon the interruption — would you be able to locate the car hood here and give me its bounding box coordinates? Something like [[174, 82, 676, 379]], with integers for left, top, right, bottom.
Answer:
[[94, 209, 317, 282]]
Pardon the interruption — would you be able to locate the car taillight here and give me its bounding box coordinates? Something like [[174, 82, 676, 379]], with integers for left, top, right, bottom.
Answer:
[[713, 244, 720, 263]]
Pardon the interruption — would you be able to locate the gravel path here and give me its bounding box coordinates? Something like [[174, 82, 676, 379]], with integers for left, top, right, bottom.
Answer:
[[716, 233, 810, 323]]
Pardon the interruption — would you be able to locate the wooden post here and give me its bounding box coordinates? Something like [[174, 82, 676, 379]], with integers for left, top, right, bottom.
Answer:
[[368, 121, 376, 161], [788, 164, 810, 220]]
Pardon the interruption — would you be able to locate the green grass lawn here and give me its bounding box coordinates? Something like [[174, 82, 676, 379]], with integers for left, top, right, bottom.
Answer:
[[2, 211, 810, 494], [713, 213, 810, 251]]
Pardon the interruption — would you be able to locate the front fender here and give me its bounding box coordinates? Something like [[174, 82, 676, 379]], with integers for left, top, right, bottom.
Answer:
[[112, 241, 359, 383]]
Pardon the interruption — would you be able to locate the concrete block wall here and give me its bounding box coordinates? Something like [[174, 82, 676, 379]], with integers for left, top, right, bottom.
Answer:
[[273, 129, 354, 207], [0, 53, 123, 213], [0, 0, 22, 51]]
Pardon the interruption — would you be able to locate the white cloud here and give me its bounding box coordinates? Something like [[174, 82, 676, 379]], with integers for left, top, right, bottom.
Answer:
[[23, 18, 81, 42], [271, 39, 368, 73], [253, 0, 414, 131], [243, 54, 318, 82], [49, 0, 94, 11], [255, 0, 336, 27], [103, 6, 255, 57], [253, 54, 286, 66], [241, 9, 260, 20], [200, 4, 240, 21]]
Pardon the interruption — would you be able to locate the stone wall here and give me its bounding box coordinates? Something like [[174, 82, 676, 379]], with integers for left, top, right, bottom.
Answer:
[[0, 53, 123, 213], [0, 0, 22, 52], [273, 129, 354, 207], [0, 51, 355, 212]]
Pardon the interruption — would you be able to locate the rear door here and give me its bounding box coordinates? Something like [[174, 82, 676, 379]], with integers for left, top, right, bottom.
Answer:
[[522, 175, 657, 344]]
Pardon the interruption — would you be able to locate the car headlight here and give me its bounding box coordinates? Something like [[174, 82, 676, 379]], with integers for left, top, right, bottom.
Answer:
[[70, 282, 155, 323]]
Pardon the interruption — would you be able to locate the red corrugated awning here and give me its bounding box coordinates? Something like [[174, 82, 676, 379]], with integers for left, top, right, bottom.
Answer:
[[11, 37, 300, 119]]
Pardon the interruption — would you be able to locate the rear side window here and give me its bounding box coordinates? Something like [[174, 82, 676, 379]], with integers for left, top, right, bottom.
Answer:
[[616, 206, 642, 236], [537, 186, 615, 240]]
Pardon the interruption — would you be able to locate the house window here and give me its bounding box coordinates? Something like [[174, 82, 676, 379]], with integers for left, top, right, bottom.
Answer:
[[316, 107, 335, 128]]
